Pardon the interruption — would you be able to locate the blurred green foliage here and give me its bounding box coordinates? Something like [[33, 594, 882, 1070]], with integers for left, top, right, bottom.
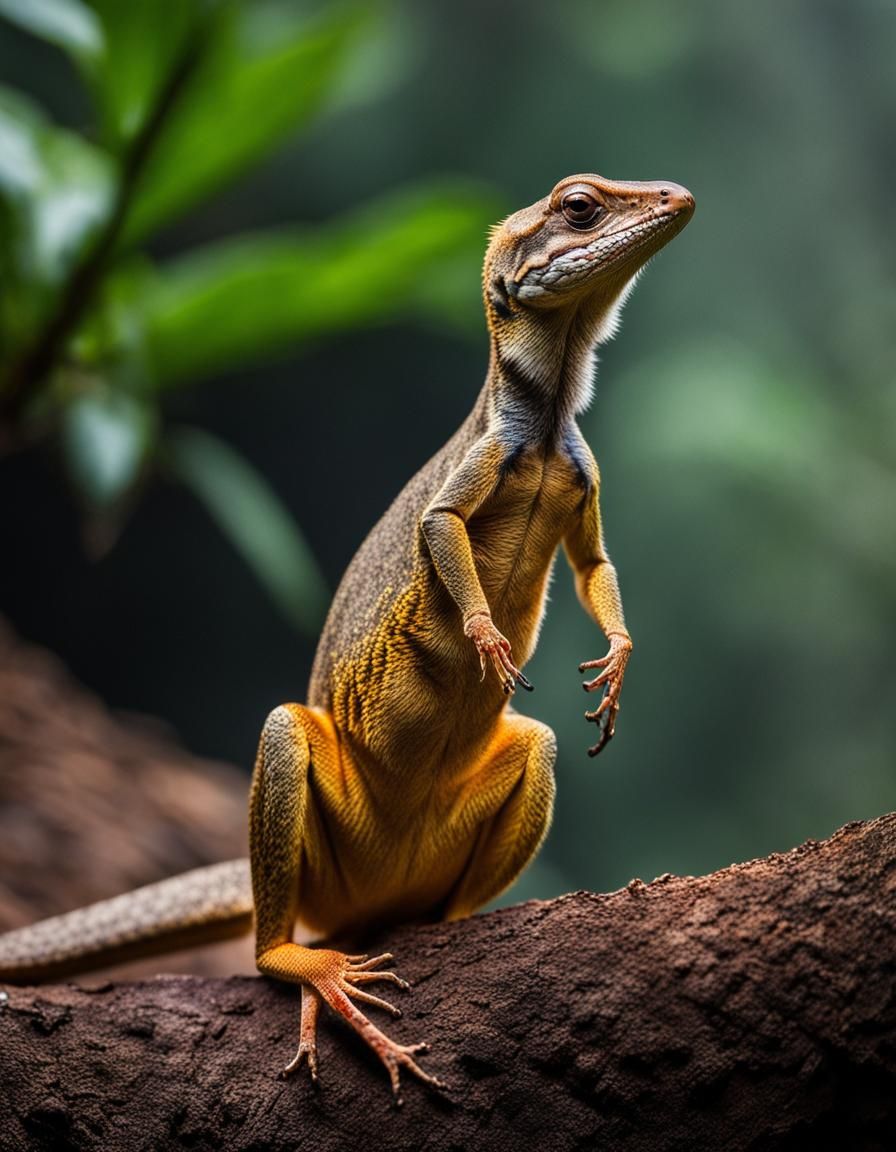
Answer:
[[0, 0, 496, 628]]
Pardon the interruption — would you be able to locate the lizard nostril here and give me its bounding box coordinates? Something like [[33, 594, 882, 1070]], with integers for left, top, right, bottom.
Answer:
[[660, 189, 670, 197]]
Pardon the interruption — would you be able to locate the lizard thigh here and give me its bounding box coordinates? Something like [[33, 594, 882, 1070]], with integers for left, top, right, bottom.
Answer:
[[249, 703, 337, 958], [443, 714, 557, 921]]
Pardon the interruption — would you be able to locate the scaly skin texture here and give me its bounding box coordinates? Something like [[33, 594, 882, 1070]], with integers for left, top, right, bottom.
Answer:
[[0, 173, 694, 1102]]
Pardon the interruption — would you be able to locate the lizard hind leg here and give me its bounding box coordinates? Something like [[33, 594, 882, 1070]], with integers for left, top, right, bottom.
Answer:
[[250, 704, 442, 1101], [443, 713, 557, 921]]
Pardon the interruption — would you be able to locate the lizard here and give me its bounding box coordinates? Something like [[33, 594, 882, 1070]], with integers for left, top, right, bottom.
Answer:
[[0, 172, 694, 1102]]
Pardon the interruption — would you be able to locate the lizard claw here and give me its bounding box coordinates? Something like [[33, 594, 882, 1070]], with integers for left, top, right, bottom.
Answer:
[[464, 611, 534, 694], [581, 633, 631, 757], [585, 699, 618, 757]]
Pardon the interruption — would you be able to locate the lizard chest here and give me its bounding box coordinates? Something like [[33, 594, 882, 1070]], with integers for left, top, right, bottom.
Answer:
[[467, 445, 588, 582]]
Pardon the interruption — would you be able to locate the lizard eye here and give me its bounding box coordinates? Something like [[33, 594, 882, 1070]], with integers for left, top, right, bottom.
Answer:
[[561, 190, 602, 229]]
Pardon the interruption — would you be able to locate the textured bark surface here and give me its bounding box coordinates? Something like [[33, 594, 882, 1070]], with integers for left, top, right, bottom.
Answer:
[[2, 814, 895, 1152], [0, 618, 252, 978]]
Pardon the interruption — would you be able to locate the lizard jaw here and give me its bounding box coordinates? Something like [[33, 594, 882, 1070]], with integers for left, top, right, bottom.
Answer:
[[515, 207, 691, 302]]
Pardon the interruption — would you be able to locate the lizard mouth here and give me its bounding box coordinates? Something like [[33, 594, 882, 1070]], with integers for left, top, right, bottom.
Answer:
[[516, 209, 689, 300]]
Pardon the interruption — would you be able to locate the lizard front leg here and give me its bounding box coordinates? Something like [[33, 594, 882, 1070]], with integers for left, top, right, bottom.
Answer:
[[564, 455, 633, 756], [250, 703, 442, 1102], [421, 433, 533, 695]]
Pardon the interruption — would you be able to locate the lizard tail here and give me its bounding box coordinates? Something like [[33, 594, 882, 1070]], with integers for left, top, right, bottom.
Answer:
[[0, 859, 253, 983]]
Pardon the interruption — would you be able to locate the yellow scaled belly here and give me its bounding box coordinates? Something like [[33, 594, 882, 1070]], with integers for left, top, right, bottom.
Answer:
[[470, 446, 587, 656]]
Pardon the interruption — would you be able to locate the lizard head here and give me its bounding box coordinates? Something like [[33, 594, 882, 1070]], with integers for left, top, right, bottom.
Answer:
[[484, 173, 694, 344]]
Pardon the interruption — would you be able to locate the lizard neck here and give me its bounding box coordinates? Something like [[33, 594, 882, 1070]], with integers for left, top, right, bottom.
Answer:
[[486, 309, 597, 440], [485, 273, 641, 441]]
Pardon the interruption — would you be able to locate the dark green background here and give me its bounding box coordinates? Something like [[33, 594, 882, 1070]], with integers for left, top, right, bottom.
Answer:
[[2, 0, 894, 903]]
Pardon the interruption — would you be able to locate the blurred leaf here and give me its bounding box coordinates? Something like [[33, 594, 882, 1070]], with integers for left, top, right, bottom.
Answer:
[[29, 132, 113, 285], [62, 387, 157, 507], [0, 0, 103, 63], [0, 87, 113, 348], [0, 88, 44, 200], [166, 426, 329, 634], [119, 4, 364, 244], [135, 182, 496, 386], [0, 88, 114, 279], [70, 254, 156, 381], [81, 0, 200, 146]]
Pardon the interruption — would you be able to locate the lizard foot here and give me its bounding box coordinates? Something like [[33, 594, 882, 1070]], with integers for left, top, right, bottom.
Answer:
[[264, 945, 445, 1103], [580, 632, 632, 757]]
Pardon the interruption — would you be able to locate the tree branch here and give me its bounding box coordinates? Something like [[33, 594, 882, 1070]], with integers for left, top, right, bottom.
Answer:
[[1, 618, 894, 1146], [2, 812, 895, 1150]]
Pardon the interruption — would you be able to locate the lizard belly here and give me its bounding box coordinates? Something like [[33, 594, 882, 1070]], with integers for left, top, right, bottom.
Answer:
[[329, 449, 584, 772], [296, 454, 582, 935], [297, 811, 472, 936], [469, 448, 587, 656]]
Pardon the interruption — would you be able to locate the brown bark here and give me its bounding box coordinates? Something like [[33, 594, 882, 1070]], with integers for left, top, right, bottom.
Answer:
[[1, 814, 895, 1151]]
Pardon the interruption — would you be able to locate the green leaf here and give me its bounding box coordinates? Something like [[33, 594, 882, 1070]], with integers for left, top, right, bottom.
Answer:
[[69, 254, 155, 373], [0, 88, 44, 200], [119, 4, 364, 244], [166, 426, 329, 634], [0, 0, 103, 63], [31, 132, 114, 284], [0, 87, 114, 349], [0, 88, 114, 279], [81, 0, 201, 147], [62, 387, 157, 507], [137, 181, 497, 386]]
